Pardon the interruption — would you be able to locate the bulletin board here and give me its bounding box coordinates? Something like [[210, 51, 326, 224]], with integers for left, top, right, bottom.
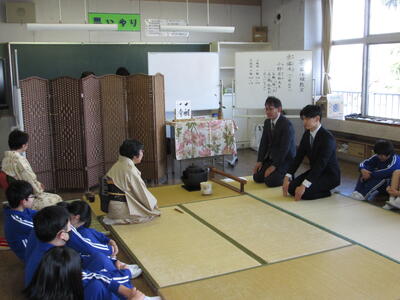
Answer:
[[235, 51, 313, 109], [148, 52, 220, 112]]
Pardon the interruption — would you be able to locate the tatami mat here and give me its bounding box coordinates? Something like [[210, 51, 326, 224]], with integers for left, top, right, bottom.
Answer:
[[183, 195, 350, 263], [149, 183, 239, 207], [245, 184, 400, 262], [110, 206, 260, 288], [160, 245, 400, 300]]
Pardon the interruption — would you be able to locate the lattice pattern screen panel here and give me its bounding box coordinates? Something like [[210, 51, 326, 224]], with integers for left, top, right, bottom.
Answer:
[[126, 74, 156, 181], [82, 76, 104, 188], [20, 77, 55, 191], [153, 74, 167, 180], [50, 77, 86, 190], [99, 75, 127, 172]]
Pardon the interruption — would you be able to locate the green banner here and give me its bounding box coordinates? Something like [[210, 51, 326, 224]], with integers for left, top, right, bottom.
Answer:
[[88, 13, 140, 31]]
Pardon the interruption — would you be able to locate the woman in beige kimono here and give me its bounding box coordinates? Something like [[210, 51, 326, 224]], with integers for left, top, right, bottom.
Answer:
[[103, 139, 161, 225], [2, 130, 62, 209]]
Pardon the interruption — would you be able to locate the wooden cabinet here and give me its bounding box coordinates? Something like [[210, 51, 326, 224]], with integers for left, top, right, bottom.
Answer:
[[334, 132, 400, 162]]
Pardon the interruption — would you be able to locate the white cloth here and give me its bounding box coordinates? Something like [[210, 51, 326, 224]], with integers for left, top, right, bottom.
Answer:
[[106, 156, 161, 224], [1, 151, 62, 209]]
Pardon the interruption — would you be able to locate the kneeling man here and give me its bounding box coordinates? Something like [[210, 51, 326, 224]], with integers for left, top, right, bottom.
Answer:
[[282, 105, 340, 200], [253, 97, 296, 187]]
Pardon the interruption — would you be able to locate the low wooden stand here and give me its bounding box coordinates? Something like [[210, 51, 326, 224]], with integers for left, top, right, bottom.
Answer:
[[208, 167, 247, 194]]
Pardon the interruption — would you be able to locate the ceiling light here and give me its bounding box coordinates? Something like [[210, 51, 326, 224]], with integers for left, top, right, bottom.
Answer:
[[160, 25, 234, 33]]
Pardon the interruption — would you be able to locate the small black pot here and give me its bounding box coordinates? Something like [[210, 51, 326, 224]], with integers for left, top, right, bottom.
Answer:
[[181, 165, 208, 191]]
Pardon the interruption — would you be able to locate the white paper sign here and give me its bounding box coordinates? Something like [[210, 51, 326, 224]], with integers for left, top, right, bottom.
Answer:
[[327, 94, 344, 120], [175, 100, 191, 120], [145, 19, 189, 37]]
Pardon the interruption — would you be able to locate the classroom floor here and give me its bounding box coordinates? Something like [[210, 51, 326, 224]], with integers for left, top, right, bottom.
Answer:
[[0, 148, 387, 299]]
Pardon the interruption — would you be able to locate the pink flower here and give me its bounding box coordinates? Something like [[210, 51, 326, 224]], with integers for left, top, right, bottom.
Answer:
[[199, 147, 212, 157]]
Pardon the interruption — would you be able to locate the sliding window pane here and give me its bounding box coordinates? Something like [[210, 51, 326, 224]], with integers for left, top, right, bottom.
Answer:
[[330, 44, 363, 115], [367, 43, 400, 118], [332, 0, 365, 40], [370, 0, 400, 35]]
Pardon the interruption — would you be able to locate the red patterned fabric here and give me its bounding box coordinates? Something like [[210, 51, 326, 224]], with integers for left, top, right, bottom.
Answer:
[[0, 171, 9, 190]]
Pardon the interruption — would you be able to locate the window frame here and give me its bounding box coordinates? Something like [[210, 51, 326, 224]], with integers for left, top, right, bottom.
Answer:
[[331, 0, 400, 118]]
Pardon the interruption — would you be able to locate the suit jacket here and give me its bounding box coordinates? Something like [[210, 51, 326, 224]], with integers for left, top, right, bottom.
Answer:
[[257, 114, 296, 169], [287, 126, 340, 185]]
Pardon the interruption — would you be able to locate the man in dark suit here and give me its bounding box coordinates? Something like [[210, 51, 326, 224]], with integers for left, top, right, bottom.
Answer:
[[253, 97, 296, 187], [282, 105, 340, 200]]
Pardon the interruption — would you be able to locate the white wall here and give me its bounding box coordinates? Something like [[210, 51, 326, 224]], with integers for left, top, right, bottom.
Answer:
[[262, 0, 322, 96], [0, 0, 260, 43]]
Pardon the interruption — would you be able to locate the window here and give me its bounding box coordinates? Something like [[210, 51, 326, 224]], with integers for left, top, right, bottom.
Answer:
[[329, 0, 400, 119]]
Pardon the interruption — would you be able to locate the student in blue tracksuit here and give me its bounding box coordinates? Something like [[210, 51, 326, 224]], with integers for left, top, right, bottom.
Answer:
[[4, 180, 37, 261], [24, 205, 74, 286], [351, 140, 400, 201], [60, 200, 142, 278], [24, 246, 147, 300], [24, 206, 134, 287]]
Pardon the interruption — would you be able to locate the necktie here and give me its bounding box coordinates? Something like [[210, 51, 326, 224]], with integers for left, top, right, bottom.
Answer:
[[310, 134, 314, 148], [271, 121, 275, 134]]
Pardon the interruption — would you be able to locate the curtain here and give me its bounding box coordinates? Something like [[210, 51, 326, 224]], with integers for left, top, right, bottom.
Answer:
[[322, 0, 333, 95]]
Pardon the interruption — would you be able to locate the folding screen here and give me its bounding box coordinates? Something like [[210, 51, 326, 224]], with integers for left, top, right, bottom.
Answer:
[[20, 74, 166, 190], [49, 77, 86, 190], [20, 77, 55, 191], [99, 75, 127, 172], [81, 76, 105, 188], [126, 74, 166, 183]]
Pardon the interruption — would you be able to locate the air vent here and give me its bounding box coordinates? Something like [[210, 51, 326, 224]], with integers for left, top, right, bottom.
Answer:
[[6, 2, 36, 23]]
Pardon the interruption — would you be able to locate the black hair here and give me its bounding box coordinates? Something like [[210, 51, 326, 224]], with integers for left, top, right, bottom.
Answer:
[[6, 180, 33, 209], [116, 67, 130, 76], [23, 246, 84, 300], [374, 139, 394, 156], [119, 139, 144, 158], [264, 96, 282, 108], [8, 129, 29, 150], [33, 206, 69, 243], [80, 71, 95, 79], [300, 105, 322, 121], [65, 200, 92, 228]]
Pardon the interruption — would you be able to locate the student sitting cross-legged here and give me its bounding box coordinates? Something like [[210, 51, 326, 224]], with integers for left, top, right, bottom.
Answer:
[[282, 105, 341, 200], [24, 246, 147, 300], [61, 200, 142, 278], [253, 96, 296, 187], [4, 180, 37, 261], [351, 140, 400, 202]]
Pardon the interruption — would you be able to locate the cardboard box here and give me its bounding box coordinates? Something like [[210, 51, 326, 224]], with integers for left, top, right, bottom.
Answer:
[[252, 26, 268, 42]]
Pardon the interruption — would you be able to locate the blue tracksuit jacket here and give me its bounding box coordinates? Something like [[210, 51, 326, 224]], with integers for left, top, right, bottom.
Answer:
[[3, 206, 37, 261]]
